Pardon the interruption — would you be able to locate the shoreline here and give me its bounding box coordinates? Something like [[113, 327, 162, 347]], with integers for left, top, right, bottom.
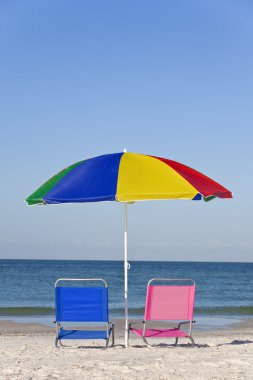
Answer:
[[1, 316, 253, 337]]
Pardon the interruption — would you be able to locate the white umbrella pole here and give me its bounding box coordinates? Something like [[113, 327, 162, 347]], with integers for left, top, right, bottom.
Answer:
[[124, 202, 128, 348]]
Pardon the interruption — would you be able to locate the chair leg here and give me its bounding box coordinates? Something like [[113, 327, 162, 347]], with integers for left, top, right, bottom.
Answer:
[[59, 340, 70, 348], [128, 324, 131, 343], [189, 336, 195, 347], [105, 325, 115, 348], [55, 338, 67, 348], [175, 337, 178, 347], [111, 325, 115, 347], [142, 337, 151, 347]]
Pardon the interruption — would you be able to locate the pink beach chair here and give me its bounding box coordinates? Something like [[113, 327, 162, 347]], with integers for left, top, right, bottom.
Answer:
[[129, 278, 196, 346]]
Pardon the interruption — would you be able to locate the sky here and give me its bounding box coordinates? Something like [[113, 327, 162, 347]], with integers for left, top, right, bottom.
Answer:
[[0, 0, 252, 262]]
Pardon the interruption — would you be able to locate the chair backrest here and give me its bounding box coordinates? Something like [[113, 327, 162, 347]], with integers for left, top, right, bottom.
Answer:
[[55, 278, 109, 322], [144, 278, 195, 321]]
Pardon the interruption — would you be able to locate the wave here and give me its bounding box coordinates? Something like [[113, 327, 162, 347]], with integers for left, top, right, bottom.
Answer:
[[0, 307, 54, 316], [110, 306, 253, 317], [0, 305, 253, 317], [195, 306, 253, 316]]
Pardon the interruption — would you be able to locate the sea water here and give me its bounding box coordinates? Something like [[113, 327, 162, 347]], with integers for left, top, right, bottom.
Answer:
[[0, 260, 252, 330]]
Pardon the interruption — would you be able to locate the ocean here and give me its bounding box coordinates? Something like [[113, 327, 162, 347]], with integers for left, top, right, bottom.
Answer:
[[0, 260, 252, 330]]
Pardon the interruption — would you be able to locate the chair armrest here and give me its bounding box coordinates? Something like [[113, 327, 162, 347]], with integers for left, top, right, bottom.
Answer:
[[177, 320, 196, 329], [128, 321, 145, 330]]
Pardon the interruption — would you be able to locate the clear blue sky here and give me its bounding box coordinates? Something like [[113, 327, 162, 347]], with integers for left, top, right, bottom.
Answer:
[[0, 0, 252, 261]]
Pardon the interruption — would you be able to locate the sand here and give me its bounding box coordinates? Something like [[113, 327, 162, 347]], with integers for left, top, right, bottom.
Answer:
[[0, 319, 253, 380]]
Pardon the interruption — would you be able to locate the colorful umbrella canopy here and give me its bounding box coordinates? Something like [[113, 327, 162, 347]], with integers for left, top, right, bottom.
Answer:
[[26, 152, 232, 205], [26, 151, 232, 347]]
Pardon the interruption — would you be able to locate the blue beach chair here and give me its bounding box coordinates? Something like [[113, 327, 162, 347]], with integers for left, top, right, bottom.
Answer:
[[55, 278, 114, 348]]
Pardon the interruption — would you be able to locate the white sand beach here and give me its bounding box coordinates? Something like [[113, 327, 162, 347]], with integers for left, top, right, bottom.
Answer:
[[0, 319, 253, 380]]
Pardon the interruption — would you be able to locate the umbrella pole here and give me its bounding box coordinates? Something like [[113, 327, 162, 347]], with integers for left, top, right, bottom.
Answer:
[[124, 202, 128, 348]]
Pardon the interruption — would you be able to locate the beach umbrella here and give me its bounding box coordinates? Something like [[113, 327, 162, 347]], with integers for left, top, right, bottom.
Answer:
[[26, 151, 232, 347]]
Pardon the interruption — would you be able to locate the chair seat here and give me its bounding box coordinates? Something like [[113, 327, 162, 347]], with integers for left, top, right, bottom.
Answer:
[[130, 328, 189, 338], [58, 328, 112, 340]]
